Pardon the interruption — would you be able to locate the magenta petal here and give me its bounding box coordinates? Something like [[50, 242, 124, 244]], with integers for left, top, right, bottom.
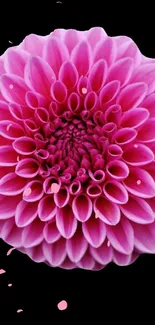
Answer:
[[113, 250, 133, 266], [90, 241, 113, 264], [82, 218, 106, 248], [107, 218, 134, 254], [13, 137, 36, 155], [23, 180, 43, 202], [89, 59, 107, 92], [106, 160, 129, 180], [4, 49, 30, 77], [0, 74, 29, 105], [71, 41, 92, 76], [15, 200, 38, 227], [137, 118, 155, 143], [120, 196, 154, 224], [43, 221, 61, 244], [56, 205, 77, 239], [0, 120, 24, 140], [131, 63, 155, 94], [21, 219, 44, 248], [94, 196, 120, 225], [0, 194, 21, 219], [142, 93, 155, 118], [77, 250, 95, 270], [116, 38, 142, 67], [0, 145, 19, 166], [2, 219, 23, 247], [0, 173, 27, 195], [25, 244, 45, 263], [64, 29, 80, 53], [120, 107, 149, 129], [24, 56, 55, 97], [43, 37, 69, 75], [66, 227, 88, 263], [51, 81, 67, 103], [42, 237, 66, 267], [103, 181, 128, 204], [54, 186, 70, 208], [116, 82, 148, 111], [123, 168, 155, 198], [94, 37, 117, 66], [0, 101, 13, 120], [107, 57, 134, 87], [72, 194, 92, 222], [122, 144, 154, 166], [15, 158, 39, 178], [38, 195, 57, 222], [99, 80, 120, 108], [133, 222, 155, 253], [60, 257, 76, 270], [58, 61, 78, 90]]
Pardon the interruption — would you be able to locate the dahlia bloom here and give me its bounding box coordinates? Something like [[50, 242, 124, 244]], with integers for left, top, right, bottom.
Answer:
[[0, 27, 155, 271]]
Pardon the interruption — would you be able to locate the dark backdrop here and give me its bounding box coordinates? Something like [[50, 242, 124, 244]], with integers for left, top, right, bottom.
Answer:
[[0, 1, 154, 323]]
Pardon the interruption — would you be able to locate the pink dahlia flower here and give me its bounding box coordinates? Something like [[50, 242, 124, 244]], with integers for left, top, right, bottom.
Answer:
[[0, 27, 155, 271]]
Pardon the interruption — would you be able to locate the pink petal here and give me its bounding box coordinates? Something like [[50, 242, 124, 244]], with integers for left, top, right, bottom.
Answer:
[[84, 92, 99, 112], [99, 81, 120, 108], [71, 41, 92, 76], [113, 250, 133, 266], [107, 144, 123, 161], [87, 27, 107, 48], [66, 226, 88, 263], [116, 39, 142, 67], [106, 160, 129, 180], [25, 244, 45, 263], [25, 90, 49, 109], [0, 74, 29, 105], [23, 180, 43, 202], [120, 196, 154, 224], [131, 63, 155, 94], [112, 127, 137, 148], [94, 37, 117, 66], [58, 61, 78, 90], [94, 195, 120, 225], [64, 29, 80, 53], [0, 194, 21, 219], [24, 56, 55, 97], [43, 221, 61, 243], [77, 250, 95, 270], [122, 144, 154, 166], [103, 181, 128, 204], [2, 219, 23, 247], [9, 103, 33, 121], [72, 194, 92, 222], [51, 81, 67, 103], [21, 34, 46, 56], [0, 172, 27, 195], [133, 222, 155, 253], [89, 59, 107, 92], [107, 218, 134, 254], [137, 118, 155, 143], [116, 82, 148, 111], [13, 137, 36, 155], [54, 186, 70, 208], [90, 240, 113, 264], [0, 101, 13, 120], [120, 107, 149, 128], [43, 37, 69, 75], [0, 120, 24, 140], [21, 219, 44, 248], [105, 104, 122, 125], [15, 200, 38, 227], [56, 205, 77, 239], [38, 195, 57, 222], [43, 237, 66, 267], [0, 145, 19, 166], [123, 168, 155, 198], [60, 257, 76, 269], [15, 158, 39, 178], [82, 217, 106, 248], [4, 49, 30, 77], [142, 93, 155, 117], [107, 58, 134, 87]]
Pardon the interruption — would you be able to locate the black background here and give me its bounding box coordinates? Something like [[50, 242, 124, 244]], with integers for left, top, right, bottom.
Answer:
[[0, 1, 155, 323]]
